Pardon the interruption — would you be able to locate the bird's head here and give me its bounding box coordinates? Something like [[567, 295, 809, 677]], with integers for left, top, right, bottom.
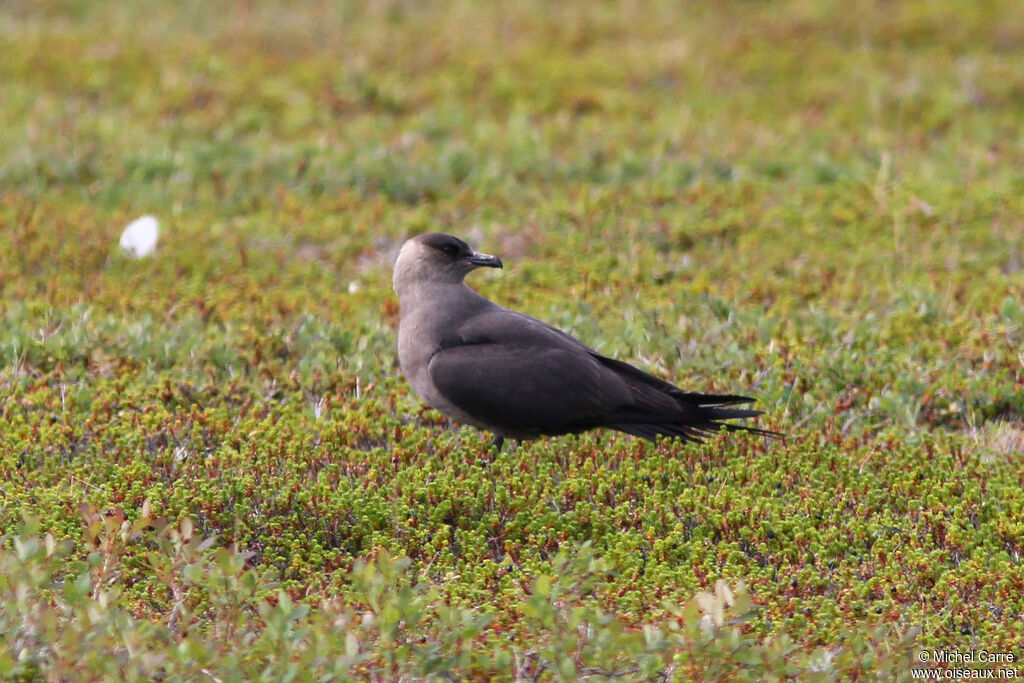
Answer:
[[393, 233, 502, 294]]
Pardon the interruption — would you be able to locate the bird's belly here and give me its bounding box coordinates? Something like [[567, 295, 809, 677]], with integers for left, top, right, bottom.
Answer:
[[397, 333, 485, 429], [410, 363, 511, 432], [400, 350, 532, 438]]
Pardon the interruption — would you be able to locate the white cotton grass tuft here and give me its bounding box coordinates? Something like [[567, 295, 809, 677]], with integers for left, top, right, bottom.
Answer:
[[119, 215, 159, 258]]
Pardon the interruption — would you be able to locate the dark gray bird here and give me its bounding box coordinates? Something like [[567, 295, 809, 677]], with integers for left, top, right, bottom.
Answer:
[[393, 232, 774, 449]]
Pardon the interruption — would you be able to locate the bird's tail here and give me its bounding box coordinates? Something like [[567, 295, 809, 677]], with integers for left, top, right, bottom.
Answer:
[[609, 393, 780, 443], [589, 354, 779, 443]]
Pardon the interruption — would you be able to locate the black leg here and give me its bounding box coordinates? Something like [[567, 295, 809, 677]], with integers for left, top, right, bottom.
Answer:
[[491, 435, 505, 451]]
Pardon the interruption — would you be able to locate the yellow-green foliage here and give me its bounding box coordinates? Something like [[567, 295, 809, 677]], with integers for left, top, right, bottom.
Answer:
[[2, 0, 1023, 679], [0, 514, 919, 681]]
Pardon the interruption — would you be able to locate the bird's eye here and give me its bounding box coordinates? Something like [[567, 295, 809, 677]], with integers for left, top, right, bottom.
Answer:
[[439, 243, 460, 257]]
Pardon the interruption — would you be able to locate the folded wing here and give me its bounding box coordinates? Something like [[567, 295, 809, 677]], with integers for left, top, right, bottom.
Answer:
[[427, 305, 772, 442], [428, 344, 631, 436]]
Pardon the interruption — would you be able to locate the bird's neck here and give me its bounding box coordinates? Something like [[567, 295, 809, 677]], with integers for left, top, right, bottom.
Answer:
[[396, 281, 489, 370], [395, 279, 484, 313]]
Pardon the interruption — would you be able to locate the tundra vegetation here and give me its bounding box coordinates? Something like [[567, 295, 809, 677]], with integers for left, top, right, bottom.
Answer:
[[1, 0, 1022, 680]]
